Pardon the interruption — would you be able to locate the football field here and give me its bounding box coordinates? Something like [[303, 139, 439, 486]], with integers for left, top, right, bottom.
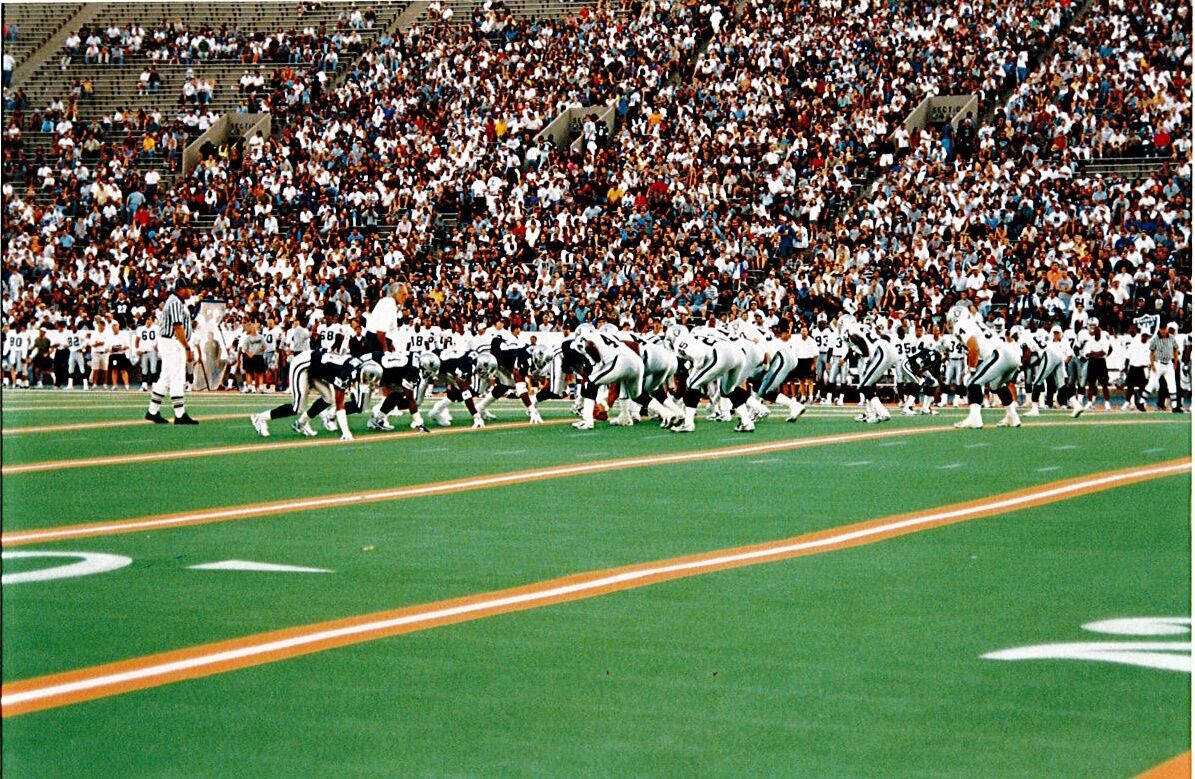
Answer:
[[2, 391, 1191, 777]]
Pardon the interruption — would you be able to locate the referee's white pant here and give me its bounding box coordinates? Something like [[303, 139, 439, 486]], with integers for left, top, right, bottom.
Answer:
[[1146, 363, 1177, 397], [148, 339, 188, 417]]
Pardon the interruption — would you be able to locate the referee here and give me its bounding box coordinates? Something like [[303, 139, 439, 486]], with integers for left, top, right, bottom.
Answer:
[[1149, 322, 1184, 413], [145, 281, 199, 425]]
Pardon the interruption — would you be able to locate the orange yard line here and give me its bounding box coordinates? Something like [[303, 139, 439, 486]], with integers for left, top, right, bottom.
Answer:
[[2, 418, 573, 475], [2, 415, 1184, 477], [1, 426, 945, 546], [2, 459, 1186, 717], [2, 420, 1185, 546], [1137, 752, 1192, 779]]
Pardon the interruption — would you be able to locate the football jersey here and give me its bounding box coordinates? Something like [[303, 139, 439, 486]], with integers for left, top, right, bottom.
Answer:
[[66, 329, 87, 353], [135, 325, 158, 354], [317, 323, 352, 354], [311, 350, 369, 390], [409, 326, 441, 353], [5, 330, 27, 355], [377, 352, 420, 390], [438, 349, 476, 382], [952, 316, 1000, 361], [813, 327, 833, 353], [263, 326, 283, 353], [831, 330, 849, 356]]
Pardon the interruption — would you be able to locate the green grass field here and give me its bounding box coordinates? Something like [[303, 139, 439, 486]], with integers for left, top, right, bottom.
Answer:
[[2, 390, 1191, 777]]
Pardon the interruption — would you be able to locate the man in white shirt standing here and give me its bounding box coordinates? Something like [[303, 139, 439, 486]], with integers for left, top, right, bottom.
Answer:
[[89, 319, 110, 390], [1079, 317, 1114, 412], [108, 322, 133, 390], [364, 282, 402, 353], [1122, 323, 1152, 411]]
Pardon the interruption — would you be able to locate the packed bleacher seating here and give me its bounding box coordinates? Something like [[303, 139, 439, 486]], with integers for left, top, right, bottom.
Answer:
[[1, 0, 1190, 394]]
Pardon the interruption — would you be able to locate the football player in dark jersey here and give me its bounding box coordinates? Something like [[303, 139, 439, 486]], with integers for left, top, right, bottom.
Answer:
[[250, 349, 382, 440]]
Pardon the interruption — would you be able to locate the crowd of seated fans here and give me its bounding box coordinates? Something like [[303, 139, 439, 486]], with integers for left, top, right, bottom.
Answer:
[[2, 0, 1189, 353], [60, 14, 369, 68]]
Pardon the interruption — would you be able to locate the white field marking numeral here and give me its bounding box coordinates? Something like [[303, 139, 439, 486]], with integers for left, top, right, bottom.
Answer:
[[983, 617, 1192, 673], [1, 551, 133, 584]]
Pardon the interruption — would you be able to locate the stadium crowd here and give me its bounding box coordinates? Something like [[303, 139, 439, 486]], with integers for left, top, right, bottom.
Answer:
[[1, 0, 1190, 395], [60, 12, 373, 68]]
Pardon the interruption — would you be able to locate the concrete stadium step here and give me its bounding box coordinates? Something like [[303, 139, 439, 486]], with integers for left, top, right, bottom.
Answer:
[[1078, 156, 1173, 180], [1, 2, 84, 70], [14, 1, 409, 115]]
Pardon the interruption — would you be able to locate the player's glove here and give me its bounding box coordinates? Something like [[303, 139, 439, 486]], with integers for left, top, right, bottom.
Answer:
[[415, 424, 430, 434], [472, 415, 485, 429], [340, 432, 354, 442]]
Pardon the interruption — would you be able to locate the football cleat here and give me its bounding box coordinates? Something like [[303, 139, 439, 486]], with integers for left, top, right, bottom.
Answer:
[[435, 409, 453, 427], [1070, 404, 1084, 418], [572, 419, 594, 430], [995, 416, 1022, 428], [672, 421, 695, 433], [482, 410, 497, 421], [734, 420, 756, 433], [854, 413, 869, 422], [145, 411, 168, 424], [174, 414, 199, 425], [366, 415, 393, 432], [901, 407, 917, 416], [292, 419, 318, 437], [1024, 407, 1041, 417], [413, 424, 431, 434], [320, 409, 338, 431], [786, 404, 806, 422], [953, 417, 984, 429], [528, 408, 544, 425], [250, 413, 270, 438]]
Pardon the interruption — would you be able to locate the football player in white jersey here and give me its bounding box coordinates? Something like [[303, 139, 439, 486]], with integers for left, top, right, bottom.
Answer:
[[315, 308, 353, 355], [812, 313, 833, 402], [826, 320, 850, 405], [840, 315, 897, 424], [5, 321, 28, 388], [892, 324, 922, 415], [135, 317, 160, 391], [263, 317, 284, 391], [408, 319, 441, 354], [64, 319, 89, 389], [949, 305, 1026, 429]]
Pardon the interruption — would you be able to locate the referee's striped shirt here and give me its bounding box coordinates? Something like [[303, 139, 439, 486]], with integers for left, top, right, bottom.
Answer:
[[157, 294, 192, 339], [1149, 334, 1177, 364]]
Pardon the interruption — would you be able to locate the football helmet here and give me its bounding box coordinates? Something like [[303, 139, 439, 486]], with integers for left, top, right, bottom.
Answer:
[[359, 361, 383, 387]]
